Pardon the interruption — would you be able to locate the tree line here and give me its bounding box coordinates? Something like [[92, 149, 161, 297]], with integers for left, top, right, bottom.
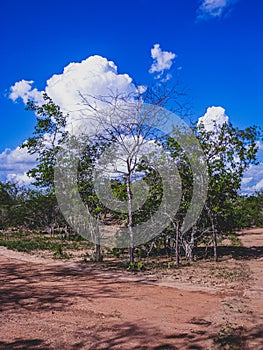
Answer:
[[0, 91, 262, 266]]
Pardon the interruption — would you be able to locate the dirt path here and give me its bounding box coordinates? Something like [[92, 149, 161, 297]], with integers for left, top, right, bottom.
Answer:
[[235, 229, 263, 345], [0, 229, 262, 349]]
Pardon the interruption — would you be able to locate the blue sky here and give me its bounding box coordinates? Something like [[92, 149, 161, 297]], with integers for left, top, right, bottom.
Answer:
[[0, 0, 263, 191]]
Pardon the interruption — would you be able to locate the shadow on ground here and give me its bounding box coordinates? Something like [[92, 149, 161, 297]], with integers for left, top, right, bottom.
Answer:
[[0, 260, 131, 312], [0, 339, 49, 350], [193, 245, 263, 261], [0, 323, 262, 349]]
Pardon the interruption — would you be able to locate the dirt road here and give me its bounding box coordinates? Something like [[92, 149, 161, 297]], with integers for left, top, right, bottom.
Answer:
[[0, 229, 262, 349]]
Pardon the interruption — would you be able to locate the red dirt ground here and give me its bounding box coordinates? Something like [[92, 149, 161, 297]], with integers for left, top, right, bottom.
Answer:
[[0, 228, 262, 349]]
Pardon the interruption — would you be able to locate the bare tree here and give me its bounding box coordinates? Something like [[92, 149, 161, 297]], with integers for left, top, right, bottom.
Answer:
[[73, 90, 181, 263]]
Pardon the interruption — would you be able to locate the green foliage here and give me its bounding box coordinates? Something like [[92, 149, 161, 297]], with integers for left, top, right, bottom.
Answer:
[[81, 252, 90, 262], [0, 231, 58, 253], [0, 184, 68, 231], [109, 247, 126, 258], [126, 261, 145, 272], [0, 230, 92, 258], [227, 233, 242, 247], [53, 244, 72, 259], [233, 193, 263, 228], [164, 121, 261, 262], [13, 92, 262, 265], [0, 182, 17, 205], [0, 182, 18, 229], [197, 122, 261, 233], [23, 93, 68, 188]]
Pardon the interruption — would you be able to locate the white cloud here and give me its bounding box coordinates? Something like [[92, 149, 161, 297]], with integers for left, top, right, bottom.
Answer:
[[0, 147, 37, 186], [7, 55, 144, 184], [9, 80, 44, 105], [6, 172, 33, 187], [256, 140, 263, 153], [46, 55, 140, 136], [197, 106, 229, 132], [10, 55, 140, 138], [149, 44, 176, 80], [197, 0, 237, 19], [46, 55, 137, 110], [241, 163, 263, 194], [241, 177, 253, 186], [252, 179, 263, 192]]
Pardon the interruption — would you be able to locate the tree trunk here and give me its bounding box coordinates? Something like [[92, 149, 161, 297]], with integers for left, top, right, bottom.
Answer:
[[212, 220, 218, 262], [206, 205, 218, 262], [165, 235, 170, 261], [92, 217, 102, 262], [126, 172, 134, 263], [95, 243, 102, 262], [175, 223, 180, 268]]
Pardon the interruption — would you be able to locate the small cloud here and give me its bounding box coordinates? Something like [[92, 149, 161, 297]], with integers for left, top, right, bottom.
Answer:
[[252, 178, 263, 192], [9, 80, 44, 105], [7, 172, 33, 187], [241, 177, 253, 186], [149, 44, 176, 80], [245, 177, 263, 193], [160, 73, 172, 83], [0, 146, 37, 185], [197, 0, 237, 20], [240, 162, 263, 194], [197, 106, 229, 132]]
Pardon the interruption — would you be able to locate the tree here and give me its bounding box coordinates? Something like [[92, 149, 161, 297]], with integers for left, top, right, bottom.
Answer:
[[165, 120, 261, 263], [23, 95, 106, 258], [68, 92, 181, 263], [196, 122, 260, 261], [22, 93, 68, 188], [23, 83, 208, 265], [23, 84, 260, 267], [233, 192, 263, 228], [0, 182, 17, 229]]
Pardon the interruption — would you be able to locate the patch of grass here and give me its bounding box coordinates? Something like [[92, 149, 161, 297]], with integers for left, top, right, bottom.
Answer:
[[0, 230, 91, 257], [0, 235, 57, 253], [227, 233, 242, 247], [106, 247, 127, 258], [126, 261, 146, 272], [81, 252, 90, 262], [210, 263, 250, 283], [53, 244, 73, 259]]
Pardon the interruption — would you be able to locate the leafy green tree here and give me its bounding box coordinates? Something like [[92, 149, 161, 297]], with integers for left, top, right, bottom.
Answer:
[[166, 121, 260, 263], [22, 93, 68, 188], [196, 122, 260, 261], [22, 89, 261, 267], [0, 182, 18, 228], [233, 193, 263, 228], [23, 95, 106, 260], [18, 190, 64, 231]]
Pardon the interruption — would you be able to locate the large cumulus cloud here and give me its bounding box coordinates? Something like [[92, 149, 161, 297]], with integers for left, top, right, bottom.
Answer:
[[7, 55, 139, 185]]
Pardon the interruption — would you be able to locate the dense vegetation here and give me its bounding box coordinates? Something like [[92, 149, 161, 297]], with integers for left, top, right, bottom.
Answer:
[[1, 180, 262, 264], [0, 92, 262, 268]]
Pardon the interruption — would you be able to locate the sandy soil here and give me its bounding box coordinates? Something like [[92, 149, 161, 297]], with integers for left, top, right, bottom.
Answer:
[[0, 229, 262, 349]]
